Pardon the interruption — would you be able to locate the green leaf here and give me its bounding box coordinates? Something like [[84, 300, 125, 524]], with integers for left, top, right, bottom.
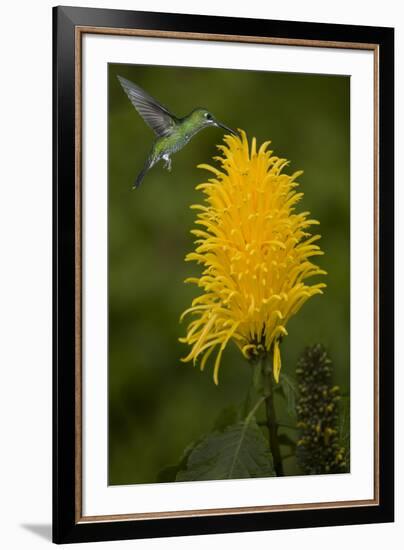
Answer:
[[212, 405, 239, 432], [157, 464, 182, 483], [277, 433, 296, 448], [280, 372, 298, 418], [176, 419, 275, 481], [156, 439, 202, 483]]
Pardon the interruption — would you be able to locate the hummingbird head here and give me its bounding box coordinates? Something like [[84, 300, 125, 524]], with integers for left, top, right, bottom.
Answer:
[[191, 108, 237, 136]]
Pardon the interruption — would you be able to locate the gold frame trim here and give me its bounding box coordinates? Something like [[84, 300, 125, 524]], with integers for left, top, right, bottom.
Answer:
[[74, 26, 380, 524]]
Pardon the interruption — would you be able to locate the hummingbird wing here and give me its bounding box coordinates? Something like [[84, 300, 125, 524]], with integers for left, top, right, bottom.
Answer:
[[117, 76, 178, 137]]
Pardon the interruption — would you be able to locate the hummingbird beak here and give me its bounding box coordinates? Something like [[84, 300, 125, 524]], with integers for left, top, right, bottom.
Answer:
[[215, 120, 237, 136]]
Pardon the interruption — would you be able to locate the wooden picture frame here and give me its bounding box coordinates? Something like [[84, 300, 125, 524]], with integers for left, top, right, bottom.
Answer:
[[53, 5, 394, 543]]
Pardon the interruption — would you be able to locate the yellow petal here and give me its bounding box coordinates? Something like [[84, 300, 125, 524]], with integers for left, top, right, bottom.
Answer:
[[179, 131, 325, 386], [273, 340, 281, 383]]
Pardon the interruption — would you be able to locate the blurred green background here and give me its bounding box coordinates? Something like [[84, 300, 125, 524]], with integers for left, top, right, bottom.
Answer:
[[108, 63, 350, 485]]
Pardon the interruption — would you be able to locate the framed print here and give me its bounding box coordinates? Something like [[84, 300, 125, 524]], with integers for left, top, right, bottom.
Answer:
[[53, 5, 394, 544]]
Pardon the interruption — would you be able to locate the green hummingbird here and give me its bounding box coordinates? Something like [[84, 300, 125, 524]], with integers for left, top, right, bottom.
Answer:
[[117, 76, 237, 189]]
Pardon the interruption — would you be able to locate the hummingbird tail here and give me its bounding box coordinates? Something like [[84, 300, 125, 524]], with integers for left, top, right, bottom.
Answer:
[[133, 159, 152, 189]]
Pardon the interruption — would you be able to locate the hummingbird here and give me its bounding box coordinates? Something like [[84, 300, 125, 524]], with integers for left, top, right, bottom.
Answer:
[[117, 76, 237, 189]]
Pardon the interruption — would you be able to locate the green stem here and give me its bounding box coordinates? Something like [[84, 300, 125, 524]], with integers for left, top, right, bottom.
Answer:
[[242, 365, 256, 417], [261, 356, 284, 476], [245, 395, 267, 424]]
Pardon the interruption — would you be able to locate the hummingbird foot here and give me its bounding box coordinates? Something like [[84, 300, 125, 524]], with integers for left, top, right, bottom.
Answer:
[[163, 154, 172, 172]]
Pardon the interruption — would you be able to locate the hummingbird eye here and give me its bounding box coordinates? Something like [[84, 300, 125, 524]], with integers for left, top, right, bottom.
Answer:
[[205, 113, 213, 120]]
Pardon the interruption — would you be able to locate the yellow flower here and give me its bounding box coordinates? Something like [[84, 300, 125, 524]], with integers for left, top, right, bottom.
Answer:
[[180, 130, 326, 385]]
